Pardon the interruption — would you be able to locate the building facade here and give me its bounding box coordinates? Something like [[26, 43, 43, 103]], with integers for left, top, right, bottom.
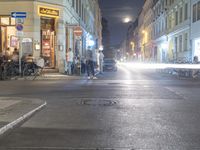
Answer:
[[166, 0, 191, 62], [125, 0, 200, 63], [191, 0, 200, 60], [153, 0, 191, 63], [0, 0, 102, 73], [143, 0, 155, 61]]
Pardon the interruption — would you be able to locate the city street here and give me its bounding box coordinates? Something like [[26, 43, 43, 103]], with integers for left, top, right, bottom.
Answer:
[[0, 64, 200, 150]]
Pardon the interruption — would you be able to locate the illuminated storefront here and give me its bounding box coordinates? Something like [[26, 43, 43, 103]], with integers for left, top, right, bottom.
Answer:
[[38, 6, 59, 68], [0, 16, 17, 56], [0, 0, 102, 72]]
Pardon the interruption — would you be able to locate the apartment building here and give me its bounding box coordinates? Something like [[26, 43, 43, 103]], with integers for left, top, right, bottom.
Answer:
[[191, 0, 200, 59]]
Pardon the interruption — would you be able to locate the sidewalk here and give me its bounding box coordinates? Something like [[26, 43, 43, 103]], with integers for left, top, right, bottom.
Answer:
[[0, 97, 46, 138], [10, 72, 101, 81]]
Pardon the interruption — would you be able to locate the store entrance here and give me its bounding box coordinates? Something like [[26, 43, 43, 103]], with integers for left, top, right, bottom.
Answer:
[[41, 17, 55, 68]]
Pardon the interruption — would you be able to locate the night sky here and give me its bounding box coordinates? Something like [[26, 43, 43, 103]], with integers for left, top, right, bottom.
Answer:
[[99, 0, 145, 46]]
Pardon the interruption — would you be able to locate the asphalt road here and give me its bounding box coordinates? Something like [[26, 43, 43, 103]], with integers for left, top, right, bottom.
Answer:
[[0, 64, 200, 150]]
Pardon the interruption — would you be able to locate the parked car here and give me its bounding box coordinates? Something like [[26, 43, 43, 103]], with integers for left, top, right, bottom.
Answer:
[[103, 58, 117, 72]]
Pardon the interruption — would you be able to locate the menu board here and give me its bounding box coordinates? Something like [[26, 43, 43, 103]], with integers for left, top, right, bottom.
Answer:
[[22, 38, 33, 55]]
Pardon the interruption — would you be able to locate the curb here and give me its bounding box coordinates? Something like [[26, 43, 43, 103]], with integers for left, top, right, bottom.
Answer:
[[0, 101, 47, 138]]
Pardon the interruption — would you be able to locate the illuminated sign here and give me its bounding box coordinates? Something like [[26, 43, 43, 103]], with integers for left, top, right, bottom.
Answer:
[[38, 6, 59, 18]]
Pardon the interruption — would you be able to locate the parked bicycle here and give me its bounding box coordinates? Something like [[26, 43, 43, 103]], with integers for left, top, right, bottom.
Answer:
[[0, 60, 20, 80], [23, 57, 44, 80]]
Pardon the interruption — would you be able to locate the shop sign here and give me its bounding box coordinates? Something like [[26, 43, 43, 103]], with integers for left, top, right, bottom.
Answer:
[[38, 6, 60, 18], [74, 26, 83, 37]]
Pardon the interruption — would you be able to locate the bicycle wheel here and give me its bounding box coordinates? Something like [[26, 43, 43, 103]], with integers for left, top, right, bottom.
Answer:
[[23, 65, 34, 80]]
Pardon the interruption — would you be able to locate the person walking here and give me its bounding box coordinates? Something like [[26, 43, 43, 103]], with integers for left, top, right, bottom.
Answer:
[[86, 49, 96, 79], [67, 48, 74, 75], [99, 50, 104, 74]]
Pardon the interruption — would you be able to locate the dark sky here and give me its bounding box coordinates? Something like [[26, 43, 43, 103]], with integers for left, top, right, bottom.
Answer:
[[99, 0, 145, 46]]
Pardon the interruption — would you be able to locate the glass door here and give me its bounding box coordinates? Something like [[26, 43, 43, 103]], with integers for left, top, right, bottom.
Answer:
[[41, 17, 55, 68], [41, 30, 55, 68]]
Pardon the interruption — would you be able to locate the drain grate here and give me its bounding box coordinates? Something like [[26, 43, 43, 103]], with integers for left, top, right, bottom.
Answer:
[[81, 99, 117, 106]]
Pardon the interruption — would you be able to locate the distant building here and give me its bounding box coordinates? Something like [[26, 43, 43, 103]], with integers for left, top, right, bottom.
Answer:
[[124, 0, 195, 63], [126, 20, 138, 60]]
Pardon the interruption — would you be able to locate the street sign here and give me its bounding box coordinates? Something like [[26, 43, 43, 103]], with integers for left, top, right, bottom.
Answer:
[[16, 31, 24, 37], [16, 18, 25, 24], [11, 12, 27, 18], [16, 24, 23, 31]]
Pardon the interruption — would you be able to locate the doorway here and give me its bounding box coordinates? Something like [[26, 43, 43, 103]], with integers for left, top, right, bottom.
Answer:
[[41, 17, 55, 68]]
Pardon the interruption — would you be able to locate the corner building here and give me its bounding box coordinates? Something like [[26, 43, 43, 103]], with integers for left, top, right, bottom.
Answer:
[[0, 0, 102, 73]]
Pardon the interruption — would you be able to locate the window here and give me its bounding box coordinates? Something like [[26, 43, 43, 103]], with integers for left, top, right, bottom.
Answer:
[[184, 3, 188, 20], [184, 33, 188, 51], [72, 0, 75, 8], [179, 7, 183, 23], [198, 1, 200, 20], [11, 18, 15, 25], [81, 4, 83, 20], [179, 35, 183, 52], [76, 0, 78, 14], [193, 4, 197, 22], [1, 17, 9, 25], [175, 37, 178, 53], [0, 16, 15, 26], [175, 11, 178, 25], [79, 1, 81, 17]]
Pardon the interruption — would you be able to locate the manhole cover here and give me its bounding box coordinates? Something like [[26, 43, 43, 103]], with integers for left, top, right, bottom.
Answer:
[[81, 100, 117, 106]]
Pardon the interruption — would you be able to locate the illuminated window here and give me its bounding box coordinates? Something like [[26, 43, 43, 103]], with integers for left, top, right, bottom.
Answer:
[[0, 16, 15, 26], [1, 17, 9, 25], [11, 18, 15, 25]]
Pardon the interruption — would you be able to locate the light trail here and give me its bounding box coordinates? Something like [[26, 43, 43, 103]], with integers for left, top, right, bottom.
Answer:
[[118, 62, 200, 70]]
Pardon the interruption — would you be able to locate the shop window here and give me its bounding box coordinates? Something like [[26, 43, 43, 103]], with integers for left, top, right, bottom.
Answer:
[[0, 16, 15, 26], [1, 17, 9, 25]]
